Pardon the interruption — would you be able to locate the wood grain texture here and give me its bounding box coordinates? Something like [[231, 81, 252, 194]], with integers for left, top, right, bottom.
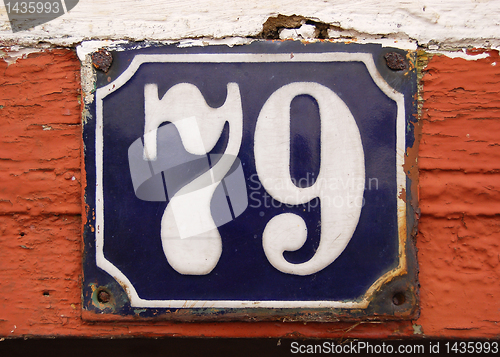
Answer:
[[417, 50, 500, 337], [0, 0, 499, 47], [1, 47, 500, 338]]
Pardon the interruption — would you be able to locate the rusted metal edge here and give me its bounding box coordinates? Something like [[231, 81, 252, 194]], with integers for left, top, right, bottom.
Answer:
[[80, 42, 420, 323]]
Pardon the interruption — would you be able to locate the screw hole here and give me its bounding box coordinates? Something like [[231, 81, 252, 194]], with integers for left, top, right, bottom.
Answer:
[[97, 289, 111, 304], [392, 292, 406, 306]]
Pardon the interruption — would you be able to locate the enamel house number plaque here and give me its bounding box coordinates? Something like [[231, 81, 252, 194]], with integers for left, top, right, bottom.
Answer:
[[83, 42, 418, 321]]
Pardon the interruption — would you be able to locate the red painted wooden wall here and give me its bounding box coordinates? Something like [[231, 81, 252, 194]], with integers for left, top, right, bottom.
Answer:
[[0, 48, 499, 338]]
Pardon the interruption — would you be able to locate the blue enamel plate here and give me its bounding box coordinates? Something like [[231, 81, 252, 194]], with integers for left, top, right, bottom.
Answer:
[[82, 41, 418, 321]]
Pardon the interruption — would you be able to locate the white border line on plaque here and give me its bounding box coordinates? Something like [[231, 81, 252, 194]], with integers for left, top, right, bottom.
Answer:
[[94, 52, 406, 309]]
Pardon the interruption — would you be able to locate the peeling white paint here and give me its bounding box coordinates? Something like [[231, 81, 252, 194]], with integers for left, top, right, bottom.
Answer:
[[76, 38, 254, 60], [328, 34, 418, 51], [280, 24, 317, 40], [0, 0, 499, 48], [177, 37, 254, 48], [428, 49, 491, 61], [354, 39, 417, 51], [0, 46, 46, 65], [76, 40, 116, 62], [77, 42, 100, 105], [79, 60, 95, 105]]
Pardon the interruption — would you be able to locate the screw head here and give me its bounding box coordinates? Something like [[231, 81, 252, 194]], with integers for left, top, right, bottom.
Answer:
[[384, 52, 407, 71], [91, 49, 113, 73]]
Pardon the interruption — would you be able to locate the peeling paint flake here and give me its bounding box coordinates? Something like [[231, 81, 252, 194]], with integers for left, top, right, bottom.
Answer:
[[0, 46, 46, 66], [0, 1, 499, 48], [429, 48, 491, 61]]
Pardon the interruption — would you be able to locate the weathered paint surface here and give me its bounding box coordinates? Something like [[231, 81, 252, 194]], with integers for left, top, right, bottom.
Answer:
[[417, 50, 500, 338], [0, 50, 81, 216], [1, 0, 500, 48], [0, 48, 499, 338]]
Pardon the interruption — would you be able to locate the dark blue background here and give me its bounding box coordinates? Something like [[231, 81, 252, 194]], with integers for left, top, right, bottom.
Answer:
[[90, 43, 404, 303]]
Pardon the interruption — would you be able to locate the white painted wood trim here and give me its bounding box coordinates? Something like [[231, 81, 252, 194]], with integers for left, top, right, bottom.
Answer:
[[1, 0, 499, 48]]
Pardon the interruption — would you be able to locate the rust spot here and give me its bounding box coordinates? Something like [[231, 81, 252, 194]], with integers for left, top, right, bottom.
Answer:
[[398, 188, 407, 202], [91, 49, 113, 73], [384, 52, 407, 71]]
